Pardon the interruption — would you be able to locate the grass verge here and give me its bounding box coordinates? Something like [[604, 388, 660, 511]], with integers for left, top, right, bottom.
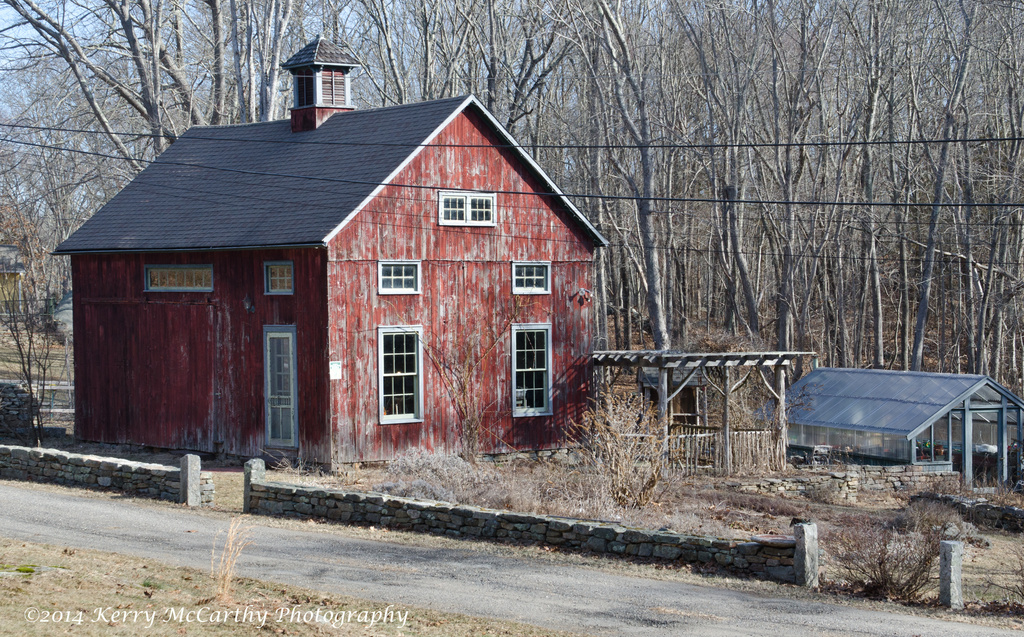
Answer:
[[0, 537, 576, 636]]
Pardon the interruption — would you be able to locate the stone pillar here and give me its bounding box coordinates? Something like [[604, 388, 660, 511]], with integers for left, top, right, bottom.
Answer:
[[243, 458, 266, 514], [940, 540, 964, 610], [179, 454, 201, 506], [794, 523, 819, 588]]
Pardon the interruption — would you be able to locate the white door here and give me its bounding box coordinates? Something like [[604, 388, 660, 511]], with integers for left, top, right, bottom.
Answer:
[[265, 327, 297, 447]]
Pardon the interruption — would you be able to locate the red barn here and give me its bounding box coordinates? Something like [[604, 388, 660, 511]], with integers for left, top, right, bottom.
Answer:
[[55, 38, 606, 468]]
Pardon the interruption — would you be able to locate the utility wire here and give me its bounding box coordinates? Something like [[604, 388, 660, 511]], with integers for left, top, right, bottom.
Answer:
[[4, 134, 1024, 213], [3, 120, 1024, 150]]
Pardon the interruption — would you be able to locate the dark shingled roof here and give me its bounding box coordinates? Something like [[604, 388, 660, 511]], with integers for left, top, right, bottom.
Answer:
[[282, 36, 359, 69], [56, 96, 606, 253]]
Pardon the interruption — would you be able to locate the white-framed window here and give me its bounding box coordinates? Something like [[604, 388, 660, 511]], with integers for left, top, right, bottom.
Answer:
[[512, 262, 551, 294], [265, 261, 294, 295], [438, 191, 497, 226], [378, 326, 424, 424], [378, 261, 421, 294], [145, 265, 213, 292], [264, 326, 298, 447], [512, 324, 552, 417]]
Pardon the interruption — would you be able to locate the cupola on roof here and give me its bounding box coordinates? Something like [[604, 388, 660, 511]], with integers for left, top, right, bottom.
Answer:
[[282, 35, 359, 69]]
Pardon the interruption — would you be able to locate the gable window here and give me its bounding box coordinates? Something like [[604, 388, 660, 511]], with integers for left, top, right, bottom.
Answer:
[[379, 326, 424, 423], [378, 261, 421, 294], [512, 262, 550, 294], [145, 265, 213, 292], [265, 261, 294, 295], [438, 191, 496, 226], [512, 324, 552, 416]]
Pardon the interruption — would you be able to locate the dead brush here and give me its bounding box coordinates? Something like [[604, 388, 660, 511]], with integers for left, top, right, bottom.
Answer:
[[572, 390, 668, 508], [210, 517, 254, 602], [826, 514, 941, 601]]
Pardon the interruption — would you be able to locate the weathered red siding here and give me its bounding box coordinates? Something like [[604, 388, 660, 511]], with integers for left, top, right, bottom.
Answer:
[[72, 248, 331, 462], [326, 108, 597, 463]]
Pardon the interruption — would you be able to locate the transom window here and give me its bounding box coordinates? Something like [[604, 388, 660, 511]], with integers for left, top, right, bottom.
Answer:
[[145, 265, 213, 292], [439, 191, 496, 226], [379, 327, 423, 423], [512, 262, 550, 294], [265, 261, 294, 295], [512, 324, 552, 416], [378, 261, 421, 294]]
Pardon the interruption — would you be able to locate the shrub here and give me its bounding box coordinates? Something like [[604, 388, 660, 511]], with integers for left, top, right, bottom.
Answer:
[[572, 391, 667, 508], [373, 479, 456, 503], [387, 449, 477, 484], [827, 517, 941, 601], [1011, 544, 1024, 603], [895, 499, 987, 547]]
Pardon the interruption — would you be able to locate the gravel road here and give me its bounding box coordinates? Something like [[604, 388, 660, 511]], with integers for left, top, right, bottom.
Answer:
[[0, 482, 1013, 636]]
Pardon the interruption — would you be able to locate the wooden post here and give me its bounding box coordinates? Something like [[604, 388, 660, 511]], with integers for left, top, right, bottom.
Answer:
[[658, 367, 669, 457], [723, 367, 732, 475], [775, 365, 787, 470]]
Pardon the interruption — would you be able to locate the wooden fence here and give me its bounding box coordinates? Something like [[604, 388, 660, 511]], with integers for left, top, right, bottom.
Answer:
[[668, 425, 776, 475]]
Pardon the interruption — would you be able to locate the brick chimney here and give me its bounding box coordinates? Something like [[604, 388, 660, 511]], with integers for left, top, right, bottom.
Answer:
[[281, 36, 360, 132]]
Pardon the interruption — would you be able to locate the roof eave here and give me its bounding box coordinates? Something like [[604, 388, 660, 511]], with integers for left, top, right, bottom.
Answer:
[[53, 241, 327, 256]]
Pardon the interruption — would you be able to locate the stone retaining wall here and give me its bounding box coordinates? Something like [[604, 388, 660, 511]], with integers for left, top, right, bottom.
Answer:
[[913, 493, 1024, 533], [723, 464, 959, 503], [247, 478, 797, 583], [0, 384, 39, 433], [0, 445, 214, 505]]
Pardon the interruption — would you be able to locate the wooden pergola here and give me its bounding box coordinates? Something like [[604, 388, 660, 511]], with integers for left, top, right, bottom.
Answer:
[[591, 350, 815, 473]]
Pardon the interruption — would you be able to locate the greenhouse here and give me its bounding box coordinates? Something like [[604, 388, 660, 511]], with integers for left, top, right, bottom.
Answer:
[[786, 368, 1023, 486]]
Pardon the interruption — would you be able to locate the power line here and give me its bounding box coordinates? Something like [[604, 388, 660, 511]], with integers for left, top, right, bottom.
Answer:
[[3, 120, 1024, 151], [5, 134, 1024, 215]]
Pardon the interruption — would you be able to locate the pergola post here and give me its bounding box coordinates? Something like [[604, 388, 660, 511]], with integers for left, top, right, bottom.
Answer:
[[722, 367, 732, 475], [658, 367, 669, 457], [775, 365, 787, 470]]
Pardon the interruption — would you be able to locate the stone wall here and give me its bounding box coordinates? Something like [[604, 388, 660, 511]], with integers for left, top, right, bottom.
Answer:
[[722, 464, 959, 503], [0, 445, 214, 505], [0, 384, 39, 433], [913, 493, 1024, 533], [247, 478, 797, 583]]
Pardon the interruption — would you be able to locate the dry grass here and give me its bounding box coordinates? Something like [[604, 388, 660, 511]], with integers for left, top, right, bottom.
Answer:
[[0, 333, 71, 383], [0, 537, 575, 636], [210, 517, 253, 602]]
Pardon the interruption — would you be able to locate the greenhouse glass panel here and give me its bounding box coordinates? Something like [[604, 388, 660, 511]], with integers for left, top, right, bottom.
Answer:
[[952, 411, 964, 474], [972, 410, 999, 484], [1010, 409, 1021, 485]]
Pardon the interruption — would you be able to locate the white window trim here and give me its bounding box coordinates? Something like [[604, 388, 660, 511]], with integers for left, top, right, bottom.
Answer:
[[378, 325, 425, 424], [437, 190, 497, 227], [512, 261, 551, 295], [377, 260, 422, 295], [144, 264, 214, 292], [511, 323, 553, 417], [264, 260, 294, 295]]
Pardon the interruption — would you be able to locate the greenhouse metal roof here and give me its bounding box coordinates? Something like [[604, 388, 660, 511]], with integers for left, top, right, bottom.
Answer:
[[787, 368, 1024, 438]]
